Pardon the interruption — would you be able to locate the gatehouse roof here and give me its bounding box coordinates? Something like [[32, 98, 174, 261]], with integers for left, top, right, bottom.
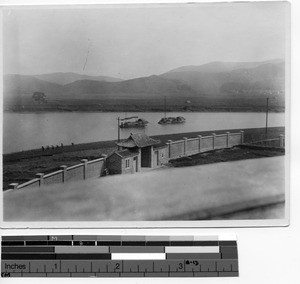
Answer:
[[116, 133, 161, 148]]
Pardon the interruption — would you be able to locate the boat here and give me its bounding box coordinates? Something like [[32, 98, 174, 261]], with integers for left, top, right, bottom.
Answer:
[[158, 116, 186, 124], [119, 116, 149, 128], [158, 96, 186, 125]]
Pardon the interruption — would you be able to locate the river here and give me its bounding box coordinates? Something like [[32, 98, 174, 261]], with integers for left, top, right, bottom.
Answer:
[[3, 112, 285, 154]]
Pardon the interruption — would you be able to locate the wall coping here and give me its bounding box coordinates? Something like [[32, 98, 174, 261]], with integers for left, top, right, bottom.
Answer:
[[44, 170, 64, 178], [17, 178, 40, 189], [172, 140, 185, 144], [186, 137, 199, 141], [87, 157, 104, 164], [67, 163, 84, 170]]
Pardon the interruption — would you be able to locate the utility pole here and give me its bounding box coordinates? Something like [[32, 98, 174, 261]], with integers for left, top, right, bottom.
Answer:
[[164, 96, 166, 119], [265, 97, 269, 136], [117, 117, 120, 142]]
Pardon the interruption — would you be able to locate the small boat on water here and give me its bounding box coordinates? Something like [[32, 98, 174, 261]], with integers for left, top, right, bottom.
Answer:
[[158, 116, 186, 124], [158, 96, 186, 125], [119, 116, 149, 128]]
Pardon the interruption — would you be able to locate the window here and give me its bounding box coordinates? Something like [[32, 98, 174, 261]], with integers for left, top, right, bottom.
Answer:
[[125, 158, 130, 168]]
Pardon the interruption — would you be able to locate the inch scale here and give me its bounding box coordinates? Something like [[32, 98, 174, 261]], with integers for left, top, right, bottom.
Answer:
[[1, 235, 238, 278]]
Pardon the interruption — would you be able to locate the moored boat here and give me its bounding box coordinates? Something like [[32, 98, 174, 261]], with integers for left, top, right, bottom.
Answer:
[[120, 117, 149, 128], [158, 96, 186, 125], [158, 116, 186, 124]]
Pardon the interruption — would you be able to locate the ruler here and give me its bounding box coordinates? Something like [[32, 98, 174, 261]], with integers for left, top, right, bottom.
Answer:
[[1, 235, 238, 277]]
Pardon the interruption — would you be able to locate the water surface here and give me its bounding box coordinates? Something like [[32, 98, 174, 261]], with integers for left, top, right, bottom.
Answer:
[[3, 112, 285, 153]]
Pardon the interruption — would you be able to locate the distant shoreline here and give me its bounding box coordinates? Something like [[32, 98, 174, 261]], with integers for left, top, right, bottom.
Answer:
[[3, 108, 285, 114]]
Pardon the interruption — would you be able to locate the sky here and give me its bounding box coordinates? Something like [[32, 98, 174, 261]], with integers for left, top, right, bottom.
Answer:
[[3, 2, 289, 80]]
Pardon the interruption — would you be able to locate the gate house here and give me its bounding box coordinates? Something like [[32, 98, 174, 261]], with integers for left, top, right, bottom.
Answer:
[[106, 149, 140, 175], [106, 133, 168, 174]]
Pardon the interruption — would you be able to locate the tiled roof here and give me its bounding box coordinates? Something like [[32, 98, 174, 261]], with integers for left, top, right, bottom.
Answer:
[[116, 133, 161, 148], [111, 149, 139, 159]]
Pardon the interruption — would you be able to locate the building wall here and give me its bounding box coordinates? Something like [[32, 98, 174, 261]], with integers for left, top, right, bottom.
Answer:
[[121, 156, 136, 174], [106, 154, 122, 175], [153, 147, 169, 167]]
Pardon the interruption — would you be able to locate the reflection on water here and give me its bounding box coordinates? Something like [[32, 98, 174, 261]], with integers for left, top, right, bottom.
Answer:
[[3, 112, 284, 153]]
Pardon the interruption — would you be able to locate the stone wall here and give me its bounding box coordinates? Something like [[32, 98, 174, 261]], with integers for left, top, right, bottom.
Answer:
[[8, 131, 246, 192], [9, 157, 105, 191], [167, 131, 244, 160]]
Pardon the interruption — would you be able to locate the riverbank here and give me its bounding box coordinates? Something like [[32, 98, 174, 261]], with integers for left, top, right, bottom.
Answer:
[[3, 127, 285, 190], [169, 145, 285, 168]]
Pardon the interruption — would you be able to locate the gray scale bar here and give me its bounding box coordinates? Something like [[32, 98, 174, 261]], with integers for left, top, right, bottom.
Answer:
[[2, 246, 55, 253], [121, 236, 146, 241], [96, 236, 122, 241], [167, 253, 221, 259], [48, 235, 73, 241], [72, 235, 97, 241], [145, 236, 170, 241], [110, 246, 164, 253], [55, 246, 109, 253]]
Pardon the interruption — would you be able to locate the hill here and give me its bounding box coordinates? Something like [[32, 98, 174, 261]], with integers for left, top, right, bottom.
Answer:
[[3, 74, 197, 103], [34, 72, 123, 85], [61, 75, 196, 99], [3, 74, 62, 105], [162, 60, 285, 96]]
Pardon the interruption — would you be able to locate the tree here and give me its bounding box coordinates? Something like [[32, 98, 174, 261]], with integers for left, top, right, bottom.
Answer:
[[32, 92, 47, 104]]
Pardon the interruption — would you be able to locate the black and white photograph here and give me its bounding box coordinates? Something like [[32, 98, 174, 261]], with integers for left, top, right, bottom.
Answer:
[[1, 2, 289, 225]]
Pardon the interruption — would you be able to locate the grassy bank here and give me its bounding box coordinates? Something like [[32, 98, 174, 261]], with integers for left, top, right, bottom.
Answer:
[[3, 127, 285, 190], [169, 145, 285, 168]]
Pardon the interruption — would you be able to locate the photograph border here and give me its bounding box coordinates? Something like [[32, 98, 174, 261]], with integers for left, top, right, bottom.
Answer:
[[0, 0, 291, 229]]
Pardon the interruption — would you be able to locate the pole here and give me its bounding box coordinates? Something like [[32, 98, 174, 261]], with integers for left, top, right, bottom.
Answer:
[[164, 96, 166, 119], [265, 97, 269, 136], [117, 117, 121, 150]]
